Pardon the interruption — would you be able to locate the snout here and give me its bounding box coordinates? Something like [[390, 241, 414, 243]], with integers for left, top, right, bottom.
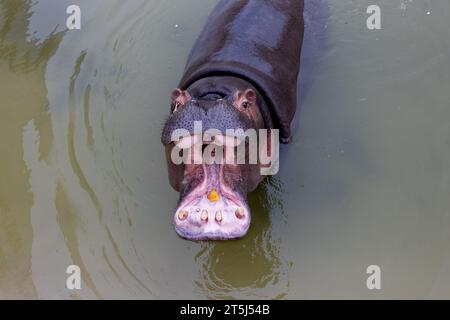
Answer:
[[161, 100, 252, 146]]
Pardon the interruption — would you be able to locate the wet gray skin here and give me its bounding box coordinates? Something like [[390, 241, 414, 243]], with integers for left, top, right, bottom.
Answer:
[[161, 98, 253, 146]]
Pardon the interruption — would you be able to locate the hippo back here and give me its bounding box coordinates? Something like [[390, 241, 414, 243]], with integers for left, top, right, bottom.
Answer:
[[179, 0, 304, 142]]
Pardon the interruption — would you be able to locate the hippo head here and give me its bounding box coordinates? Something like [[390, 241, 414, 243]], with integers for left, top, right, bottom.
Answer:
[[161, 82, 277, 240]]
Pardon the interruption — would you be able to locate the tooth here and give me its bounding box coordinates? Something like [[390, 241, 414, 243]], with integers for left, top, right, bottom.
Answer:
[[178, 210, 188, 221], [235, 208, 245, 219], [201, 210, 208, 221], [215, 210, 223, 222]]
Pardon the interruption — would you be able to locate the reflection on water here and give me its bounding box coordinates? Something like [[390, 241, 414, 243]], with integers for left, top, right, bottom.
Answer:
[[0, 0, 64, 298], [1, 0, 450, 299], [195, 178, 290, 299]]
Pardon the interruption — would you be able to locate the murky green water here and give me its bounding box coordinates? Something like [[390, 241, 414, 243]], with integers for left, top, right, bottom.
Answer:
[[0, 0, 449, 299]]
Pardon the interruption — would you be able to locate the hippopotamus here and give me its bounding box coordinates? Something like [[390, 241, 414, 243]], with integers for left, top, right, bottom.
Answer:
[[161, 0, 304, 240]]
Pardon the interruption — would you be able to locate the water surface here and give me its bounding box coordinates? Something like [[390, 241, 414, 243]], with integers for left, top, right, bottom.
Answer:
[[0, 0, 449, 299]]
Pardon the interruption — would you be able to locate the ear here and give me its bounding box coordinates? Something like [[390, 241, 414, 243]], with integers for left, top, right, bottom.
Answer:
[[171, 89, 191, 112], [233, 89, 257, 110]]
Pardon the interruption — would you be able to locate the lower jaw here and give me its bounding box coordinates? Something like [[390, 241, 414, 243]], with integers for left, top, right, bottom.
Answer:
[[173, 169, 251, 240]]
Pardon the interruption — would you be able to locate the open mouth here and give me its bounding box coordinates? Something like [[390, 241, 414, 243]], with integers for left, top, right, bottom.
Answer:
[[172, 135, 251, 240]]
